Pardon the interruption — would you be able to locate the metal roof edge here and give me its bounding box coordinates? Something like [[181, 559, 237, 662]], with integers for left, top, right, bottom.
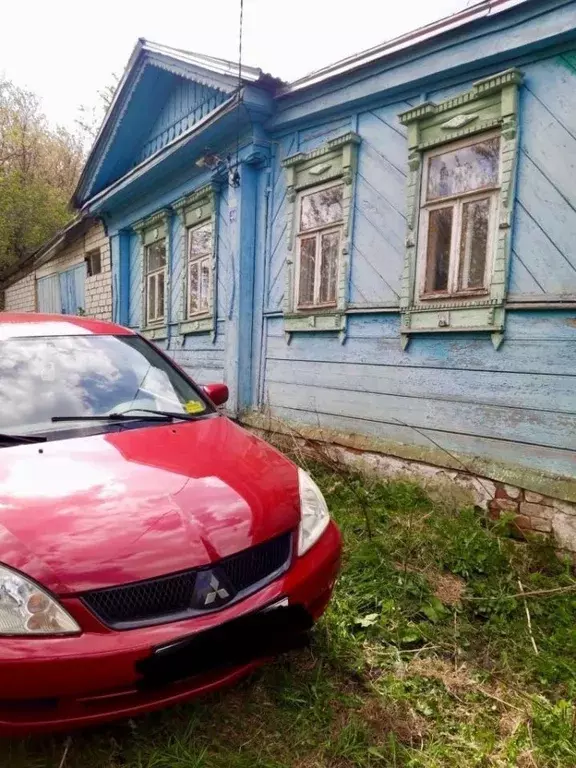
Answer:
[[280, 0, 530, 96]]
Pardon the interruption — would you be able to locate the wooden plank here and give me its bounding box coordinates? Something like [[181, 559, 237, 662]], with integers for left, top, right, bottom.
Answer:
[[510, 200, 576, 294], [515, 149, 576, 287], [298, 116, 352, 153], [523, 55, 576, 139], [266, 404, 576, 481], [521, 88, 576, 211], [265, 358, 576, 414], [264, 381, 576, 451], [128, 232, 141, 328], [508, 248, 545, 296], [264, 322, 576, 376]]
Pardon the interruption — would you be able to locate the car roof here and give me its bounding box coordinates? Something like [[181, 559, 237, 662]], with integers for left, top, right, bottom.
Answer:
[[0, 312, 135, 340]]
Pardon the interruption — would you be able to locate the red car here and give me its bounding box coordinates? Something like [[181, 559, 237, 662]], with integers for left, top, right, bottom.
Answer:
[[0, 313, 341, 735]]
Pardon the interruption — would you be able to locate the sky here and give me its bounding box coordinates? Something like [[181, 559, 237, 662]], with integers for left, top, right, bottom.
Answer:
[[1, 0, 472, 132]]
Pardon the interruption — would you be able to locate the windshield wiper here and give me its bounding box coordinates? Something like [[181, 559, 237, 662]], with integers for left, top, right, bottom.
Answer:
[[118, 408, 203, 421], [0, 433, 47, 445], [51, 409, 200, 424]]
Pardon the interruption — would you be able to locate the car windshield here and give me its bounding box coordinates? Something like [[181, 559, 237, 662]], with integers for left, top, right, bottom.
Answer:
[[0, 333, 211, 437]]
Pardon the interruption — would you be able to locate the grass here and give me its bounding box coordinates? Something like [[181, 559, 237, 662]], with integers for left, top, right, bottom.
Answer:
[[3, 461, 576, 767]]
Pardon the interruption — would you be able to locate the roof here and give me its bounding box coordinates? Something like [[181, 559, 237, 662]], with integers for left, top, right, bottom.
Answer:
[[140, 39, 276, 84], [74, 0, 538, 209], [1, 215, 99, 289], [282, 0, 530, 95], [0, 313, 133, 339]]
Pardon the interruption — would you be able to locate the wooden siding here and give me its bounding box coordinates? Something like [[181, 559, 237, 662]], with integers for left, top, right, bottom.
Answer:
[[261, 49, 576, 487], [262, 311, 576, 481], [137, 77, 228, 165]]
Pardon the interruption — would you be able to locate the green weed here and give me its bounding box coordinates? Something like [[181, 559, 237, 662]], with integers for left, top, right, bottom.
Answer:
[[3, 462, 575, 767]]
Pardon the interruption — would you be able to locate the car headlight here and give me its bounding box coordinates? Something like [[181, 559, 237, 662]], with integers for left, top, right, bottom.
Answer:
[[0, 565, 80, 636], [298, 468, 330, 556]]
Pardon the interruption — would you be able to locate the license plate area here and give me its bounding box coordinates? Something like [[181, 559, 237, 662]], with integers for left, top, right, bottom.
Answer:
[[136, 604, 312, 689]]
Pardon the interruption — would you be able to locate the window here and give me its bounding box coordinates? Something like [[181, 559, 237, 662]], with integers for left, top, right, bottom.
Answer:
[[85, 248, 102, 277], [187, 221, 212, 316], [398, 68, 522, 348], [145, 239, 166, 325], [296, 184, 343, 308], [418, 135, 500, 299]]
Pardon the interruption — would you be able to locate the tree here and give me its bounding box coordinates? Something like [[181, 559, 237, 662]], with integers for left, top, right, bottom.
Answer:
[[75, 76, 118, 150], [0, 78, 84, 274]]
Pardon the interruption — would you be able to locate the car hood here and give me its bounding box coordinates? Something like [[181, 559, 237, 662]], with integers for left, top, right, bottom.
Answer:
[[0, 417, 300, 594]]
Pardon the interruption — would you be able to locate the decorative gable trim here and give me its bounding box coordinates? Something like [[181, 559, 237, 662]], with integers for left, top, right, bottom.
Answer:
[[281, 132, 360, 343], [397, 69, 522, 351], [146, 52, 238, 94]]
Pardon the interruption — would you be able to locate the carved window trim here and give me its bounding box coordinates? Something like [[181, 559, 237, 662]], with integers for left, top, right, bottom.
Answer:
[[173, 182, 219, 341], [133, 208, 171, 341], [398, 68, 523, 350], [282, 132, 360, 343]]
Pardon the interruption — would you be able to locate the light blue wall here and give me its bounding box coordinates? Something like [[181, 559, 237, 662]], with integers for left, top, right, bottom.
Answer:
[[258, 44, 576, 491], [100, 0, 576, 495]]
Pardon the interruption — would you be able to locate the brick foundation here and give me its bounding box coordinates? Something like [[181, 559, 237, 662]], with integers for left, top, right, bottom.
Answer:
[[248, 425, 576, 559]]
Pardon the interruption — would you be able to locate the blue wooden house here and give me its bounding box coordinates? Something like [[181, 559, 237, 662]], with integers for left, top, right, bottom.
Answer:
[[74, 0, 576, 544]]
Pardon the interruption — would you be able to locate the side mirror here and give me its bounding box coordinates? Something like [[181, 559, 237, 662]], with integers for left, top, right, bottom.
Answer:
[[202, 383, 229, 407]]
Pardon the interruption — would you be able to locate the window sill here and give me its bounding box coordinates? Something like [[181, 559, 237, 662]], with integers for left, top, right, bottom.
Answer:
[[283, 310, 347, 343], [284, 311, 345, 332], [141, 325, 168, 341], [418, 290, 490, 302], [179, 316, 214, 335]]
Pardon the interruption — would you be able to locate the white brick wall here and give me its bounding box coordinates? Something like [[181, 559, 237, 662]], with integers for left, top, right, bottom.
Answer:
[[3, 221, 112, 321], [4, 273, 36, 312]]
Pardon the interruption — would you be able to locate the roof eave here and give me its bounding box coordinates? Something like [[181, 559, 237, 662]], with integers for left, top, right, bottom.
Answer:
[[279, 0, 530, 96]]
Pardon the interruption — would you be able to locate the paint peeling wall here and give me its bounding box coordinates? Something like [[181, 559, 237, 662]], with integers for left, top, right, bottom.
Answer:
[[257, 46, 576, 497]]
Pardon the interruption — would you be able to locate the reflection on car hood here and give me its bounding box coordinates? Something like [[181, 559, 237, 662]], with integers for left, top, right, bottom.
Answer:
[[0, 417, 300, 594]]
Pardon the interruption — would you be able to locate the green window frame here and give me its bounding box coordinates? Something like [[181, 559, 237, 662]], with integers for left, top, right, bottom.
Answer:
[[398, 68, 523, 350], [173, 183, 219, 340], [133, 209, 171, 340], [282, 132, 360, 343]]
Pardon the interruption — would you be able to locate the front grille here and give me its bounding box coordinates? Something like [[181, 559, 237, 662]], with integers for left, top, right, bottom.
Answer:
[[82, 532, 293, 629]]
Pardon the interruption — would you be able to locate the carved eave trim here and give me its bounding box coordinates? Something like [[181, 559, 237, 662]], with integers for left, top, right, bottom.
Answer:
[[399, 69, 523, 125], [132, 207, 172, 235], [173, 183, 216, 214], [282, 132, 361, 169]]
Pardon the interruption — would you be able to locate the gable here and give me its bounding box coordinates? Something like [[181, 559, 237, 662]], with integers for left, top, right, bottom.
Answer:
[[136, 76, 229, 166], [74, 40, 270, 207], [82, 63, 235, 201]]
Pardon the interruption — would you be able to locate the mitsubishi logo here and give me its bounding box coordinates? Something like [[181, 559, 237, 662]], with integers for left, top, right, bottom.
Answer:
[[192, 568, 236, 610], [204, 574, 229, 606]]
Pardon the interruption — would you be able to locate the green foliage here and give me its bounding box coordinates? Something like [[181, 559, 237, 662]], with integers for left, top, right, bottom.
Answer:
[[3, 464, 576, 767], [0, 78, 83, 273]]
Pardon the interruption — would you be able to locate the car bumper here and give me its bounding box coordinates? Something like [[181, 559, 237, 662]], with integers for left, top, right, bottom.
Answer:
[[0, 522, 341, 736]]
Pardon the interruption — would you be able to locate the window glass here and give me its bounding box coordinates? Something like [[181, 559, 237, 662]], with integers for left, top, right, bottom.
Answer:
[[425, 207, 453, 293], [319, 231, 339, 304], [189, 223, 212, 259], [0, 335, 210, 437], [298, 237, 316, 306], [300, 186, 343, 231], [459, 198, 490, 290], [200, 259, 210, 310], [146, 241, 166, 272], [426, 137, 500, 201]]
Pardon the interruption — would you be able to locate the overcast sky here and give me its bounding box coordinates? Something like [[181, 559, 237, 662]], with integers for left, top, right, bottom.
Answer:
[[1, 0, 472, 131]]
